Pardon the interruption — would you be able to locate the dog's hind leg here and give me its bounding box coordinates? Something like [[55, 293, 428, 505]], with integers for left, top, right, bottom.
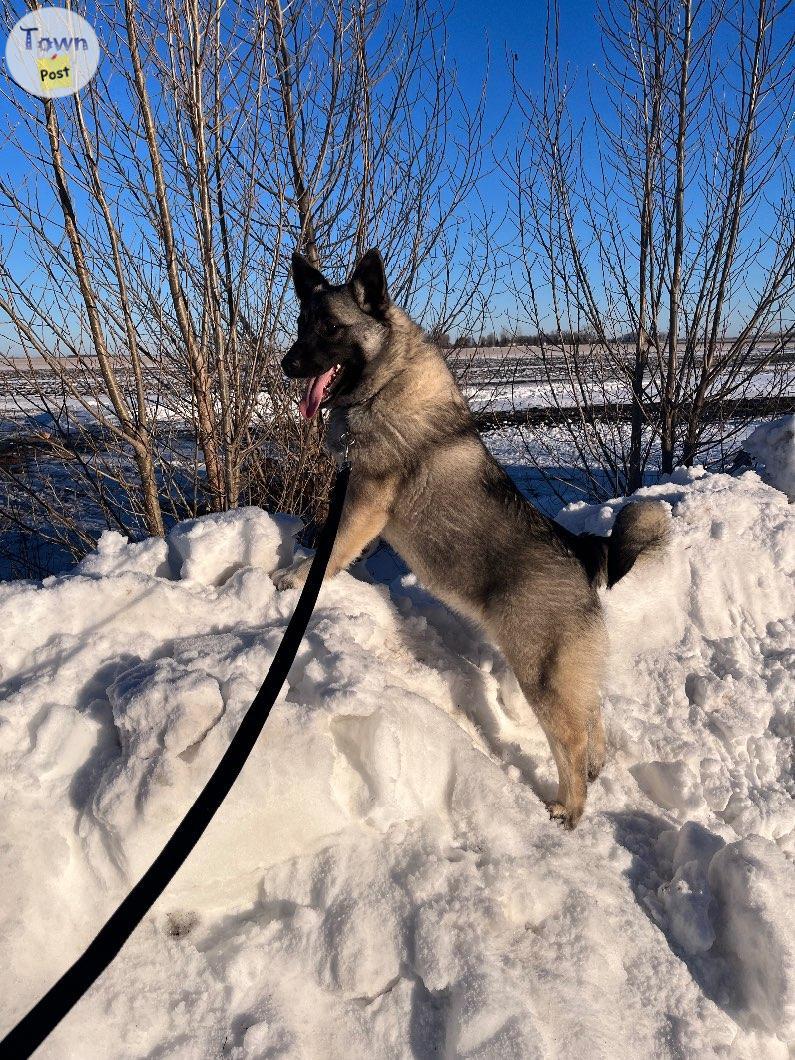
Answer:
[[537, 697, 590, 829], [506, 664, 590, 828], [506, 621, 604, 828], [587, 705, 606, 783]]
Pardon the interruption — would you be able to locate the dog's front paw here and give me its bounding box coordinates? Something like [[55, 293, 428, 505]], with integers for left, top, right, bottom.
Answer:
[[272, 559, 311, 592]]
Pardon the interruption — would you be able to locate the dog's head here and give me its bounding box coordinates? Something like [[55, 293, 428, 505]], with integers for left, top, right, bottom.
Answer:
[[281, 248, 390, 419]]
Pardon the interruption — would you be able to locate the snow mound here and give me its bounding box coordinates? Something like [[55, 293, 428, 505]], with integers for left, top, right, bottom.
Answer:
[[0, 468, 793, 1057], [708, 836, 795, 1040], [75, 529, 172, 580], [168, 506, 299, 585], [742, 414, 795, 500]]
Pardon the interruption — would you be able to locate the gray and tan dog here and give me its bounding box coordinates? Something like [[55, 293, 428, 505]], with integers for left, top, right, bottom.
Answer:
[[275, 249, 669, 828]]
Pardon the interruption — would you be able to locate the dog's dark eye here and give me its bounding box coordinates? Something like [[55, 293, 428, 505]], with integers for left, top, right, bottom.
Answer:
[[323, 321, 340, 336]]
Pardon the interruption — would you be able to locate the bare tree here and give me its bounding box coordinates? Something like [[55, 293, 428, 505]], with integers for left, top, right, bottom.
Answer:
[[507, 0, 794, 499], [0, 0, 493, 576]]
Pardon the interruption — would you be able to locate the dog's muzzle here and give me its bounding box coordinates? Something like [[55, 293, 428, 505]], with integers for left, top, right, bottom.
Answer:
[[281, 344, 304, 378]]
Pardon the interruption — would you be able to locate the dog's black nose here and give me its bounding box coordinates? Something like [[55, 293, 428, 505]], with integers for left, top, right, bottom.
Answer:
[[281, 345, 301, 377]]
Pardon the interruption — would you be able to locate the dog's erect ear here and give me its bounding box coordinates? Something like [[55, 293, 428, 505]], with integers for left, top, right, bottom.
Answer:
[[348, 248, 389, 316], [291, 252, 328, 302]]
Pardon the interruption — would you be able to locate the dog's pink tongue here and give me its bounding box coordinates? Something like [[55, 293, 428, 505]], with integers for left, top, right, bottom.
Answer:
[[299, 367, 336, 419]]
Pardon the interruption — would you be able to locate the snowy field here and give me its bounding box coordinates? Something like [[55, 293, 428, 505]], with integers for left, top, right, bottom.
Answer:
[[451, 345, 794, 413], [1, 426, 793, 1056], [2, 344, 792, 422]]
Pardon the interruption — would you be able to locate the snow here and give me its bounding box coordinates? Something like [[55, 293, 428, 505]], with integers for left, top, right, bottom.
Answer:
[[167, 508, 300, 586], [0, 467, 793, 1057], [708, 837, 795, 1039], [742, 414, 795, 500]]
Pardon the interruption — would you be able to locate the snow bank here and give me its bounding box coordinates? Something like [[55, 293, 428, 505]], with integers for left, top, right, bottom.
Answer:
[[167, 507, 299, 585], [742, 414, 795, 500], [708, 837, 795, 1039], [0, 468, 793, 1057]]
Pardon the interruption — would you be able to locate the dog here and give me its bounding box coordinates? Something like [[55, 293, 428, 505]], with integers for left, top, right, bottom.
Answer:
[[275, 248, 669, 828]]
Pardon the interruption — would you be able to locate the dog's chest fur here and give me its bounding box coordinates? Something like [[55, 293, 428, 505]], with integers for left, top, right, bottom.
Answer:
[[327, 340, 585, 622]]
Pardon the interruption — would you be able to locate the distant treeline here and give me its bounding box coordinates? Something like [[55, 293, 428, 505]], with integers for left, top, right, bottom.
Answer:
[[436, 331, 600, 348], [435, 330, 790, 349]]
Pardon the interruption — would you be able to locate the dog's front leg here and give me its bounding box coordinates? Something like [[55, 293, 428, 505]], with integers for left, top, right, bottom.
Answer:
[[272, 557, 315, 591], [272, 475, 395, 590]]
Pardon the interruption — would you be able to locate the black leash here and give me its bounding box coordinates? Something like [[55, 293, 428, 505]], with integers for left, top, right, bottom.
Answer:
[[0, 464, 350, 1059]]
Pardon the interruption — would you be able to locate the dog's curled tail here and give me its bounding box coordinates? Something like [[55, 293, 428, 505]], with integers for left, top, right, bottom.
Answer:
[[605, 501, 669, 587], [573, 501, 670, 588]]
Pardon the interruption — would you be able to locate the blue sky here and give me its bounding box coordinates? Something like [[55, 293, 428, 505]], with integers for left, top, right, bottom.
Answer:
[[444, 0, 606, 329], [1, 0, 791, 345], [449, 0, 793, 333], [448, 0, 602, 103], [1, 0, 610, 347]]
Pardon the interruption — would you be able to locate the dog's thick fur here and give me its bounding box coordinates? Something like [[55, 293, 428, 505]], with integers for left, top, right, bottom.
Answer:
[[277, 249, 669, 827]]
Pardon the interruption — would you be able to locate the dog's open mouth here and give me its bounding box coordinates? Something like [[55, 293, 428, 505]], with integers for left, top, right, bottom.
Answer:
[[299, 363, 343, 419]]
